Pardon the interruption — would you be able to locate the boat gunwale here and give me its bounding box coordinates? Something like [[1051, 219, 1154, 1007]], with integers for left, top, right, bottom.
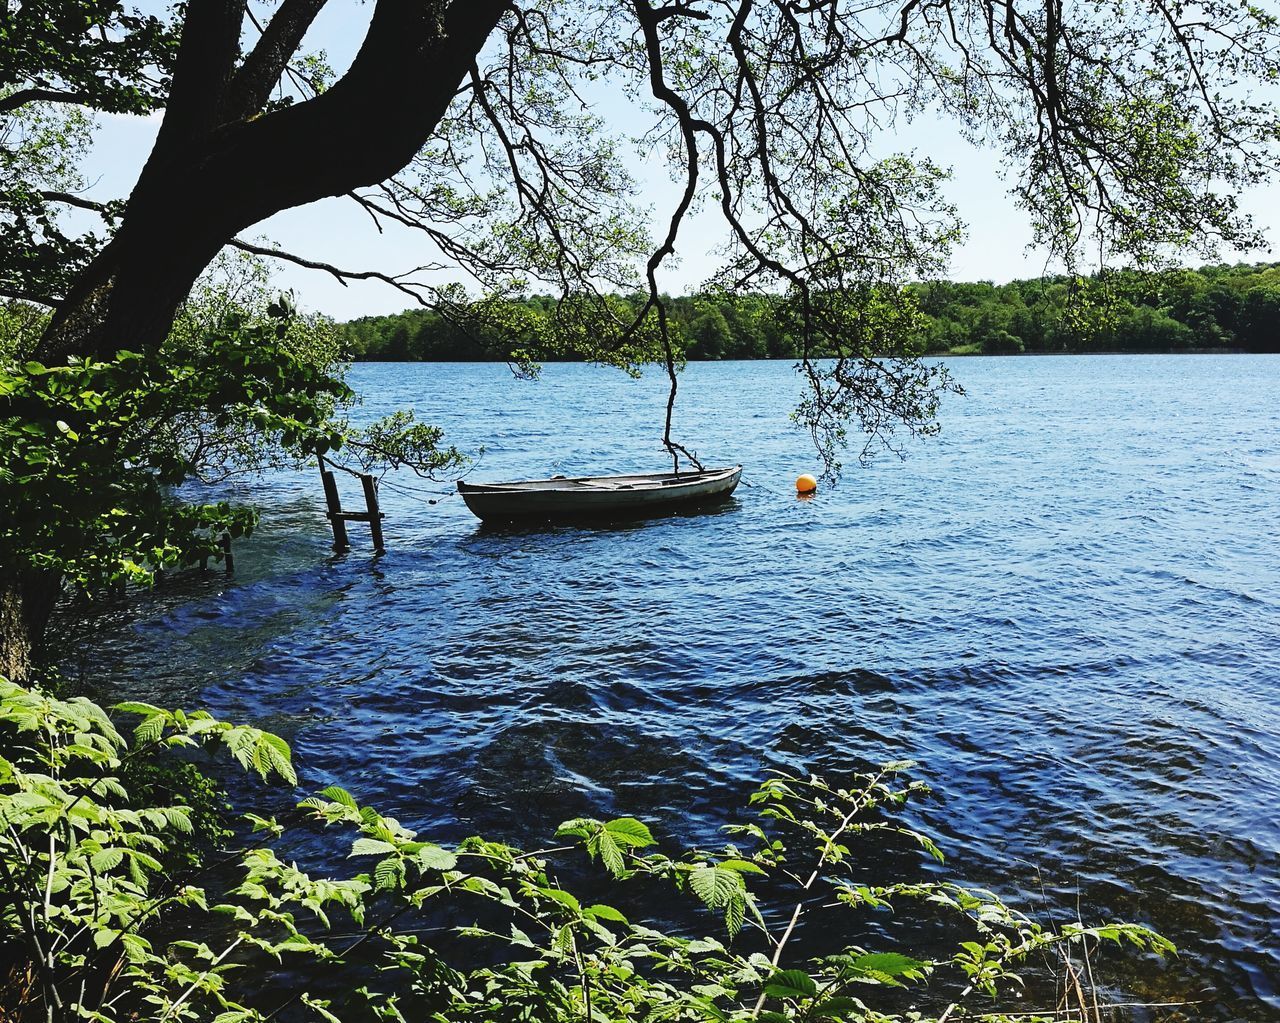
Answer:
[[456, 465, 742, 494]]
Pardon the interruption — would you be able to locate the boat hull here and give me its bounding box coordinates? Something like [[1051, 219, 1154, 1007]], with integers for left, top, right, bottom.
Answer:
[[457, 466, 742, 522]]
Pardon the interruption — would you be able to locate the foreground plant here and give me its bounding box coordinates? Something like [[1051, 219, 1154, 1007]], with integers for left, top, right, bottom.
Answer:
[[0, 293, 465, 680], [0, 677, 1173, 1023]]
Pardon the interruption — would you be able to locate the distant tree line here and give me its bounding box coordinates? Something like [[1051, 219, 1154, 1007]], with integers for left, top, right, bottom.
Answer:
[[337, 262, 1280, 361], [914, 262, 1280, 355]]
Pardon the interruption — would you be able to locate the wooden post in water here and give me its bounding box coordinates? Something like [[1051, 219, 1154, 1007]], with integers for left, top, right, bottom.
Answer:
[[317, 457, 386, 552], [221, 532, 234, 574], [361, 474, 386, 554], [318, 457, 350, 551]]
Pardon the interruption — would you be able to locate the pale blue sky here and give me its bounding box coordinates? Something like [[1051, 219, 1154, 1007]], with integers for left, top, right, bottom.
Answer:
[[75, 4, 1278, 320]]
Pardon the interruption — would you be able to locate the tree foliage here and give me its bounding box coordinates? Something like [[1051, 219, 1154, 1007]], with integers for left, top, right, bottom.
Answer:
[[915, 262, 1280, 353], [0, 3, 177, 118], [4, 0, 1273, 468], [0, 677, 1176, 1023], [0, 284, 472, 609], [0, 2, 176, 305], [0, 318, 345, 595], [0, 97, 102, 308]]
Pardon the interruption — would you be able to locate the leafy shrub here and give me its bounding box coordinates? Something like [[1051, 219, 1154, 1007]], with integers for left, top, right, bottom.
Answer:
[[0, 326, 346, 593], [118, 756, 232, 871], [0, 677, 1173, 1023], [0, 312, 466, 601], [980, 330, 1024, 355]]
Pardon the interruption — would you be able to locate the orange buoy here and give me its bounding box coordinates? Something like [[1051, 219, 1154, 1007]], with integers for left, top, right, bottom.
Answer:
[[795, 473, 818, 494]]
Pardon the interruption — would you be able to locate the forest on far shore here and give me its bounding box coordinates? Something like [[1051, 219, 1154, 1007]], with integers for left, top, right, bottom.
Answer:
[[337, 261, 1280, 361]]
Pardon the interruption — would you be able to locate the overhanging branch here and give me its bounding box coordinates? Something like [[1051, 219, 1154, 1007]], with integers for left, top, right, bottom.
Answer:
[[0, 89, 94, 115], [227, 237, 446, 308], [37, 191, 109, 215]]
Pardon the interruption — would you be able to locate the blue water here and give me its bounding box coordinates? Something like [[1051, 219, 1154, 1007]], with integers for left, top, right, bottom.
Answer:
[[66, 356, 1280, 1019]]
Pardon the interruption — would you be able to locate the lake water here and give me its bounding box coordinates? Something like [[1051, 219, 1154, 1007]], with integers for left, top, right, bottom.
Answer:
[[64, 356, 1280, 1019]]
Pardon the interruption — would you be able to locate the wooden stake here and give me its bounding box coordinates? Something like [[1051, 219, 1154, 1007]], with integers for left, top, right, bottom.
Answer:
[[319, 457, 350, 551], [316, 457, 387, 553], [361, 474, 386, 554], [221, 532, 234, 574]]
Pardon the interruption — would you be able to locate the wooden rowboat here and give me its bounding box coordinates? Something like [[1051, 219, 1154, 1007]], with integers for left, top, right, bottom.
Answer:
[[457, 465, 742, 522]]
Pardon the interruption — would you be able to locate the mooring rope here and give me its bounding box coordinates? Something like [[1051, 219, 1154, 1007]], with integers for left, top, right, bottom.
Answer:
[[377, 476, 457, 505], [738, 474, 795, 499]]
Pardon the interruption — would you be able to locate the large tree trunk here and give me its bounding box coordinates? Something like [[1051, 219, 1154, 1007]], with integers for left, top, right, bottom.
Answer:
[[14, 0, 511, 673], [0, 571, 60, 683], [38, 0, 510, 361]]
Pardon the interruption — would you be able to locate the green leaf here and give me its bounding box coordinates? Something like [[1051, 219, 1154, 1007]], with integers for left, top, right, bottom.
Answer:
[[717, 857, 767, 875], [160, 805, 193, 833], [812, 996, 865, 1019], [555, 817, 592, 839], [553, 923, 575, 957], [301, 995, 343, 1023], [604, 817, 655, 847], [318, 785, 357, 808], [584, 903, 628, 924], [252, 731, 296, 785], [90, 847, 125, 871], [416, 845, 457, 871], [725, 893, 745, 937], [915, 833, 945, 862], [133, 714, 165, 745], [764, 969, 818, 1000], [689, 865, 743, 908], [113, 701, 163, 717], [593, 830, 625, 877], [540, 887, 582, 914], [350, 838, 396, 857], [373, 857, 405, 892], [845, 952, 929, 980]]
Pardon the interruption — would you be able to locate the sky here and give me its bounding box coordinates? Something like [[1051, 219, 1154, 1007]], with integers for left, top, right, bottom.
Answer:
[[73, 3, 1280, 321]]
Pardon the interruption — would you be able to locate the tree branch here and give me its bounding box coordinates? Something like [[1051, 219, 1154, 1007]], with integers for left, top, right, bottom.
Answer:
[[37, 191, 108, 215], [148, 0, 244, 150], [0, 89, 94, 115], [224, 0, 329, 118], [227, 237, 444, 308], [0, 286, 59, 307], [223, 0, 513, 218]]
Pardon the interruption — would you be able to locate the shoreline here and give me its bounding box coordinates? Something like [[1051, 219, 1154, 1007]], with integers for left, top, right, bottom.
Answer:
[[348, 347, 1267, 364]]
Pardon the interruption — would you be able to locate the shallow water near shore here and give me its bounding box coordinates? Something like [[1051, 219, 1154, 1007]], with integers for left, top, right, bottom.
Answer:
[[63, 355, 1280, 1019]]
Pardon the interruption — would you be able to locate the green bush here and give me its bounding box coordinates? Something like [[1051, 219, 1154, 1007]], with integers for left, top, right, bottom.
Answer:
[[980, 330, 1024, 355], [1, 312, 466, 599], [0, 677, 1173, 1023], [118, 756, 232, 871], [0, 327, 344, 594]]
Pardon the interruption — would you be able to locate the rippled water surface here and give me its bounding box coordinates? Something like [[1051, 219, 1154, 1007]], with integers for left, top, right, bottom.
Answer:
[[69, 356, 1280, 1019]]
